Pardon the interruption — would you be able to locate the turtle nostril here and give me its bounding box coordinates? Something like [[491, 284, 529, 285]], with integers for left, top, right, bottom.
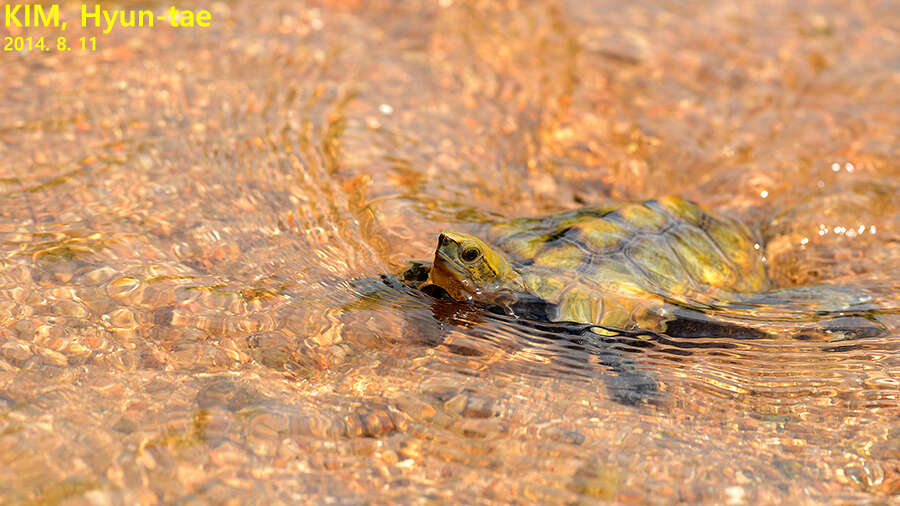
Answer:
[[438, 234, 447, 247]]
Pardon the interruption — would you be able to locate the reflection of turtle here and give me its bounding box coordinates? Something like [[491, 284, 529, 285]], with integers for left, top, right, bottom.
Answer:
[[407, 197, 885, 336]]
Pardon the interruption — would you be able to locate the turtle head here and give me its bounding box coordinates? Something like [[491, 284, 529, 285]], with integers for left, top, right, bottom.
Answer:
[[428, 230, 525, 307]]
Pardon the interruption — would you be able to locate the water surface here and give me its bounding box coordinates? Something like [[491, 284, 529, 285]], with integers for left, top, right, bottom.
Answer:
[[1, 0, 898, 503]]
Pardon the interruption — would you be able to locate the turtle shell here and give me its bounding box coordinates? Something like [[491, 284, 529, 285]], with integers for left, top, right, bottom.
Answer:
[[479, 197, 769, 330]]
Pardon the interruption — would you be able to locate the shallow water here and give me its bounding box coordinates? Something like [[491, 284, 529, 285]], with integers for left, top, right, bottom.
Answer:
[[1, 0, 899, 503]]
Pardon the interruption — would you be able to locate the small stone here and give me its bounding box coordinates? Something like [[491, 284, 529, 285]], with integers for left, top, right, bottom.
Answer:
[[105, 308, 137, 330], [0, 341, 32, 362], [725, 486, 745, 504], [112, 417, 138, 434], [444, 393, 468, 415], [34, 345, 68, 366], [399, 440, 422, 461], [84, 266, 118, 284], [54, 300, 89, 318], [107, 277, 141, 299]]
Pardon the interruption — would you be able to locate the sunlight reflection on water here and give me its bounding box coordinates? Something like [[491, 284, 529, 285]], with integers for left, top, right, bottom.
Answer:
[[0, 0, 898, 503]]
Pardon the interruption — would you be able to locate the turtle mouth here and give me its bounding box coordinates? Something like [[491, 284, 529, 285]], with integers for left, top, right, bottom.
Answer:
[[430, 252, 475, 302], [435, 250, 465, 273]]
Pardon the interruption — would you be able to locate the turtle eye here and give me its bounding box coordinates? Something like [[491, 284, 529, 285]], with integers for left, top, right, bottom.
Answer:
[[460, 246, 481, 263]]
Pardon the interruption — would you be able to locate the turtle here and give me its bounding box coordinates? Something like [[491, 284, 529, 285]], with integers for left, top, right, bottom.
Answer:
[[406, 196, 886, 337]]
